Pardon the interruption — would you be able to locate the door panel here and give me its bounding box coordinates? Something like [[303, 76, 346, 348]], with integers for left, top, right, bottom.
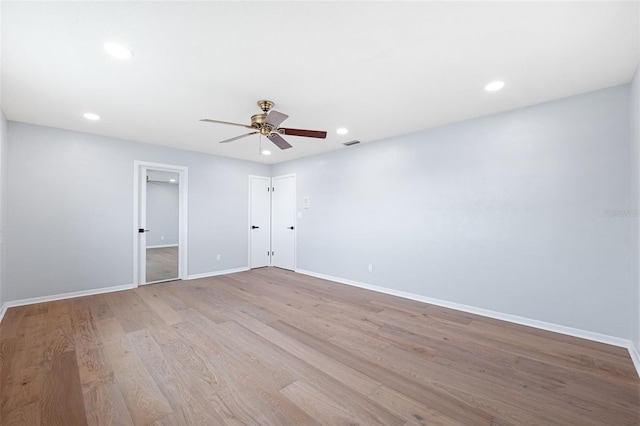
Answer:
[[271, 175, 296, 270], [250, 176, 271, 268], [145, 170, 180, 283], [135, 162, 187, 287]]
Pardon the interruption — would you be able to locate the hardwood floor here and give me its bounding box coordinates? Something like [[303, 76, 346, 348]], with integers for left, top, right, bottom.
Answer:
[[1, 267, 638, 425]]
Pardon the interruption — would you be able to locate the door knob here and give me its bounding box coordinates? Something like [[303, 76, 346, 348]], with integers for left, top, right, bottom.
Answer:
[[288, 226, 295, 230], [251, 226, 260, 229]]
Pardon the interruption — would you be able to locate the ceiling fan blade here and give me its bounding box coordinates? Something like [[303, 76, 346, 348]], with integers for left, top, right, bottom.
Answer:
[[280, 128, 327, 139], [267, 133, 293, 150], [264, 110, 289, 128], [219, 131, 259, 144], [200, 119, 254, 129]]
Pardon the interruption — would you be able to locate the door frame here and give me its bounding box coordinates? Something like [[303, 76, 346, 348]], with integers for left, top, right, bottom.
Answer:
[[248, 175, 272, 268], [271, 173, 297, 271], [133, 161, 189, 286]]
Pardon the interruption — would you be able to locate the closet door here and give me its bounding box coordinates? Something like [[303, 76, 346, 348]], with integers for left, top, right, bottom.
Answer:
[[271, 174, 296, 270], [249, 176, 271, 268]]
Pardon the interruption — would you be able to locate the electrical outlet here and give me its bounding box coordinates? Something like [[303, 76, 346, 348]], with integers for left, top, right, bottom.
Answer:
[[368, 264, 373, 272], [216, 254, 221, 261]]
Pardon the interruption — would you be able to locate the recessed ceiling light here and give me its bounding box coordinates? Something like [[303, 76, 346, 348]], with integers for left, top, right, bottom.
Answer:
[[83, 112, 100, 121], [336, 127, 349, 135], [104, 42, 133, 60], [169, 179, 176, 183], [484, 81, 505, 92], [261, 150, 271, 156]]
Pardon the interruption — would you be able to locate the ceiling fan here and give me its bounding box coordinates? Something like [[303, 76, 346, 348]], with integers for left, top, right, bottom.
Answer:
[[200, 100, 327, 150]]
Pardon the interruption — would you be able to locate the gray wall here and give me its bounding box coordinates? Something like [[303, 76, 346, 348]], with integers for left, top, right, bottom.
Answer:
[[146, 181, 179, 247], [0, 111, 7, 307], [274, 85, 635, 340], [5, 123, 269, 301], [632, 64, 640, 350], [3, 84, 638, 344]]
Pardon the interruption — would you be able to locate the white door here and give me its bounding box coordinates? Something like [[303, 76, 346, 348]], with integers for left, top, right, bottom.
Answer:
[[249, 176, 271, 268], [145, 170, 180, 283], [134, 161, 188, 286], [271, 174, 296, 270]]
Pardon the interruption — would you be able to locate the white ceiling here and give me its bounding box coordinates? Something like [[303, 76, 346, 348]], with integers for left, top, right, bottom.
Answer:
[[2, 1, 639, 165]]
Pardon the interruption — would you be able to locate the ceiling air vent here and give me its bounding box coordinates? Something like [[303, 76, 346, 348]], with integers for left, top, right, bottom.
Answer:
[[343, 140, 360, 146]]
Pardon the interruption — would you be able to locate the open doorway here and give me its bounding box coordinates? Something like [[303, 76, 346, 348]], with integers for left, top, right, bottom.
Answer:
[[146, 170, 180, 282], [134, 161, 188, 286]]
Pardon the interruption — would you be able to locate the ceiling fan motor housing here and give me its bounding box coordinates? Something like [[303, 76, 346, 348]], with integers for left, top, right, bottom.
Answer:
[[251, 113, 266, 127], [254, 100, 275, 134], [250, 113, 276, 135]]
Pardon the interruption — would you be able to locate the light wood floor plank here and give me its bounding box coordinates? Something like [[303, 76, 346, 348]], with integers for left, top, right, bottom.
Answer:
[[171, 318, 320, 425], [270, 318, 495, 425], [223, 309, 383, 396], [2, 400, 41, 426], [40, 350, 87, 426], [127, 328, 226, 425], [70, 309, 115, 393], [83, 382, 135, 426], [368, 384, 466, 426], [1, 313, 48, 419], [102, 333, 173, 425], [0, 267, 638, 424], [281, 379, 379, 425], [134, 287, 184, 326]]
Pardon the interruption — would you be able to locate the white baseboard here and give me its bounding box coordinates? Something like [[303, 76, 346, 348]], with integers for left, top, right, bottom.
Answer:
[[146, 244, 179, 249], [295, 268, 640, 378], [0, 266, 250, 323], [0, 283, 136, 324], [0, 303, 7, 324], [628, 343, 640, 376], [187, 267, 249, 280]]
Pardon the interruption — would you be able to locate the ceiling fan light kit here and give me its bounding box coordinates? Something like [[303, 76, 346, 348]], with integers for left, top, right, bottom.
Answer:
[[201, 100, 327, 151]]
